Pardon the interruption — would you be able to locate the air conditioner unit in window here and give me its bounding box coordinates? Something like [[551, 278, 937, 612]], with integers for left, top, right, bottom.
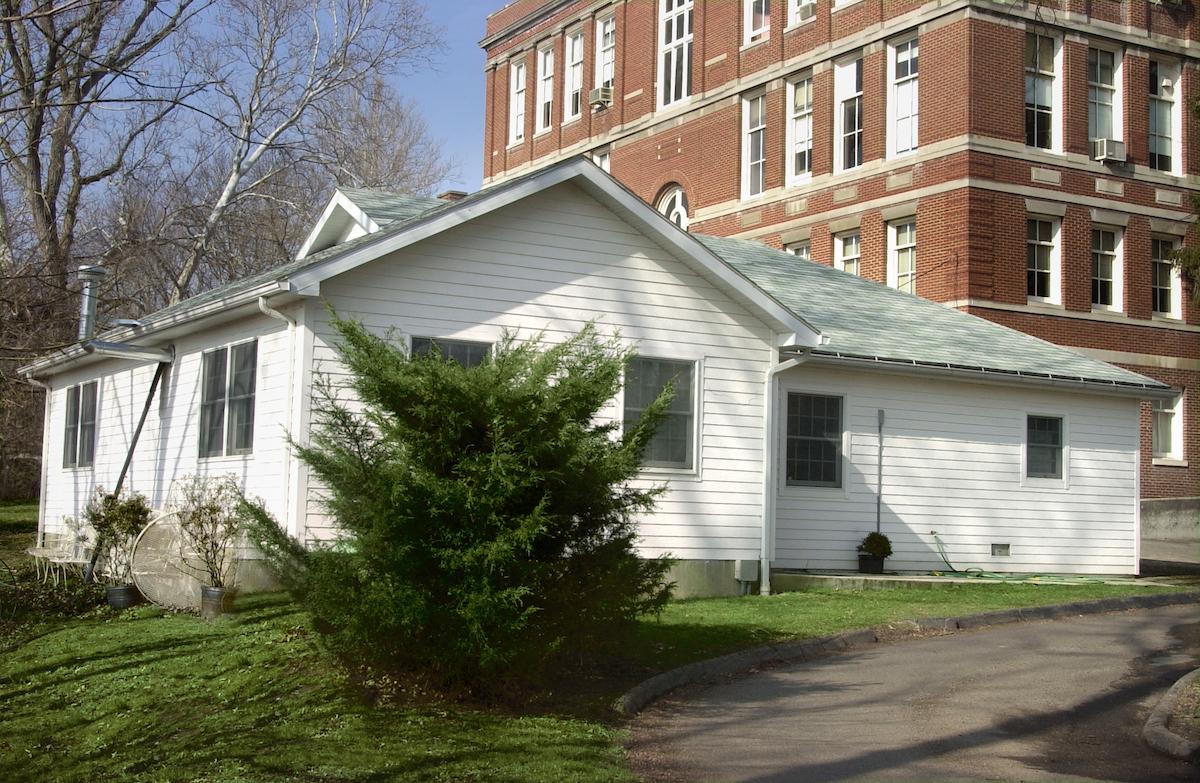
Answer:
[[588, 86, 613, 109], [1091, 138, 1126, 163], [799, 2, 816, 20]]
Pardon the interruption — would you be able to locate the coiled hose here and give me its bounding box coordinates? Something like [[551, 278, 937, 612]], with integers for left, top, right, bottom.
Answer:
[[930, 530, 1110, 585]]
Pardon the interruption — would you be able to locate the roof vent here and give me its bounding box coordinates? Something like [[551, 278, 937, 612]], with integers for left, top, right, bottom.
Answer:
[[437, 190, 468, 202], [76, 265, 108, 341]]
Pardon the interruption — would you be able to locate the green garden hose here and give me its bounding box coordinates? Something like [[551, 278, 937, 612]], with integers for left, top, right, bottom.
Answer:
[[929, 530, 1111, 585]]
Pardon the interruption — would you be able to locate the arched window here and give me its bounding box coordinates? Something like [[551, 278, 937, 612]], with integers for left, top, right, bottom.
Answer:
[[657, 185, 689, 231]]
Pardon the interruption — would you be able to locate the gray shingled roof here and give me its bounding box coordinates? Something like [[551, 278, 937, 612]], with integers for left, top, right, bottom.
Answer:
[[338, 187, 443, 227], [697, 234, 1165, 390]]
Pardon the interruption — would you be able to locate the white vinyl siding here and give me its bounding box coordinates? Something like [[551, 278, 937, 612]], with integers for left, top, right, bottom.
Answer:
[[564, 31, 584, 121], [888, 37, 919, 157], [596, 16, 616, 90], [742, 93, 766, 198], [659, 0, 693, 107], [774, 366, 1140, 575], [536, 46, 554, 133], [509, 61, 526, 144]]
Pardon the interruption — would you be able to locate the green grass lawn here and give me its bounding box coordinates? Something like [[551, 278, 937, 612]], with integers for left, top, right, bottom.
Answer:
[[0, 500, 37, 570], [0, 579, 1184, 782]]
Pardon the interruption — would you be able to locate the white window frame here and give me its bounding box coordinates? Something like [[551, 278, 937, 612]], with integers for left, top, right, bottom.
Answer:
[[834, 231, 861, 276], [744, 0, 770, 46], [621, 355, 701, 475], [592, 148, 611, 173], [779, 384, 853, 499], [1151, 235, 1183, 319], [1090, 226, 1123, 313], [658, 185, 689, 230], [199, 338, 258, 460], [786, 75, 813, 186], [1152, 393, 1186, 464], [659, 0, 694, 108], [787, 0, 816, 27], [785, 240, 811, 260], [1087, 44, 1123, 143], [1149, 59, 1181, 175], [410, 336, 493, 368], [834, 56, 864, 172], [1021, 412, 1070, 490], [564, 30, 584, 122], [1026, 216, 1061, 305], [887, 220, 917, 294], [62, 380, 98, 470], [1024, 31, 1063, 152], [595, 15, 616, 90], [509, 60, 526, 145], [886, 36, 919, 158], [742, 91, 767, 199], [535, 45, 554, 134]]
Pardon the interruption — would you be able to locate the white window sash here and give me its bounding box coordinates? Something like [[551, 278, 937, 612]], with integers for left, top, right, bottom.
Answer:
[[660, 0, 694, 107], [1090, 227, 1123, 312], [1025, 217, 1060, 304], [834, 232, 861, 275], [564, 32, 584, 121], [509, 62, 526, 144], [787, 77, 813, 185], [743, 93, 766, 198], [788, 0, 816, 26], [888, 38, 919, 157], [596, 16, 616, 90], [887, 221, 917, 293], [536, 47, 554, 133], [834, 57, 863, 172], [745, 0, 770, 45]]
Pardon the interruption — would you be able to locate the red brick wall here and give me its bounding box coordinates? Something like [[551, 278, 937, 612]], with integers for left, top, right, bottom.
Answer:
[[1129, 366, 1199, 500]]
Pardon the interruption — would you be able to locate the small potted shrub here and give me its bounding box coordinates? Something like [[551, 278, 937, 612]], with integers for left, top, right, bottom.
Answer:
[[856, 532, 892, 575], [173, 475, 243, 618], [84, 487, 152, 608]]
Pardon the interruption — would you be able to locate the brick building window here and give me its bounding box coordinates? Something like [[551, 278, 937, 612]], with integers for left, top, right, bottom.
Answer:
[[1091, 228, 1122, 311], [659, 0, 693, 107], [745, 0, 770, 45], [1152, 237, 1181, 318], [1153, 394, 1184, 461], [1024, 33, 1056, 150], [888, 221, 917, 294], [592, 148, 611, 173], [63, 381, 98, 469], [788, 76, 813, 184], [786, 241, 811, 260], [888, 37, 919, 157], [509, 61, 526, 144], [835, 57, 864, 171], [834, 231, 860, 276], [1087, 47, 1120, 142], [743, 93, 767, 198], [658, 185, 689, 230], [596, 15, 616, 90], [789, 0, 816, 26], [564, 31, 584, 121], [535, 46, 554, 133], [1149, 60, 1178, 173], [1026, 218, 1059, 303]]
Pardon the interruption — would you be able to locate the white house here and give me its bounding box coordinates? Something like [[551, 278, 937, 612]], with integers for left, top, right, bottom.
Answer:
[[20, 158, 1177, 596]]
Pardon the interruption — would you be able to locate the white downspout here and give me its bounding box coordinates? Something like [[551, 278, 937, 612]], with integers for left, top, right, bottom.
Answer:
[[760, 350, 811, 595], [24, 373, 53, 548], [257, 297, 298, 533]]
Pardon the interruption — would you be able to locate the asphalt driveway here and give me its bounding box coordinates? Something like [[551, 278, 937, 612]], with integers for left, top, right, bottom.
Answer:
[[629, 604, 1199, 783]]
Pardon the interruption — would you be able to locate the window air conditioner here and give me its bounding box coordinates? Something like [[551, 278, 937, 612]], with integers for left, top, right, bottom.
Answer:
[[589, 86, 613, 109], [1091, 138, 1126, 163]]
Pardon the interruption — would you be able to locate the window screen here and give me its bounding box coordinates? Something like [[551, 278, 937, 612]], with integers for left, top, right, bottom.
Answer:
[[1027, 415, 1063, 479], [411, 337, 492, 368], [624, 357, 695, 469]]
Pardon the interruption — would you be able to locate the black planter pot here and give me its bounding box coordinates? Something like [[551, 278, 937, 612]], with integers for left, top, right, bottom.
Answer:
[[200, 586, 232, 619], [857, 554, 885, 575], [106, 584, 141, 609]]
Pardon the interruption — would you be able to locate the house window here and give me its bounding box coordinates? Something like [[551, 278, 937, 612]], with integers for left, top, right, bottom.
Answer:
[[1153, 393, 1184, 461], [592, 148, 611, 173], [62, 381, 98, 469], [1149, 60, 1178, 173], [835, 57, 864, 171], [1091, 227, 1122, 311], [564, 31, 584, 121], [536, 46, 554, 133], [658, 185, 689, 230], [596, 15, 616, 90], [789, 0, 816, 25], [200, 340, 257, 458], [624, 357, 696, 470], [788, 76, 813, 183], [1087, 47, 1118, 141], [745, 0, 770, 45], [786, 241, 811, 260], [786, 393, 843, 487], [1152, 237, 1181, 317], [743, 93, 767, 198], [411, 337, 492, 369], [834, 232, 861, 275], [509, 61, 526, 144], [659, 0, 693, 107], [1025, 33, 1056, 150], [1026, 218, 1058, 303], [889, 220, 917, 294], [889, 37, 919, 156], [1026, 415, 1063, 479]]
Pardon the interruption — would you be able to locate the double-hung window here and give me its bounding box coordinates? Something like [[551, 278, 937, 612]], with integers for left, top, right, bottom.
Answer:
[[623, 357, 696, 470], [1091, 227, 1122, 311], [1153, 394, 1184, 462], [888, 221, 917, 294], [596, 16, 616, 90], [1025, 33, 1056, 150], [788, 76, 813, 183], [1026, 218, 1058, 303], [536, 47, 554, 133], [786, 393, 843, 487], [509, 61, 526, 144], [660, 0, 694, 107], [592, 148, 611, 173], [200, 340, 257, 458], [564, 31, 584, 121], [63, 381, 98, 469], [789, 0, 816, 25], [1151, 237, 1181, 318], [1087, 47, 1118, 142], [745, 0, 770, 45], [889, 38, 919, 156], [834, 232, 861, 276], [1026, 415, 1064, 480], [411, 337, 492, 368], [835, 57, 864, 171], [785, 241, 811, 260], [1149, 60, 1178, 173], [743, 93, 767, 198]]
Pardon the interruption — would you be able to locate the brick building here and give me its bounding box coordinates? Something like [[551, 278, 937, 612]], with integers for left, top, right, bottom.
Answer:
[[480, 0, 1199, 525]]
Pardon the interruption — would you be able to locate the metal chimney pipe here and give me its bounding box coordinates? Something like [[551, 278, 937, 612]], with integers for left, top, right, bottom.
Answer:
[[76, 265, 108, 341]]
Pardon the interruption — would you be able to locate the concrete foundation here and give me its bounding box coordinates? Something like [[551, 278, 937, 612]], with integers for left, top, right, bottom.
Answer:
[[1142, 497, 1200, 541], [665, 560, 751, 598]]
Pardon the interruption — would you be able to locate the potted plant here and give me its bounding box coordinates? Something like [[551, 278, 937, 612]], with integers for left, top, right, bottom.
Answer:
[[173, 475, 243, 618], [83, 487, 152, 608], [856, 532, 892, 575]]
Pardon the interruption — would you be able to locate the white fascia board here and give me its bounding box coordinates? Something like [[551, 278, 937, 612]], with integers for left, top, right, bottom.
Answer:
[[295, 189, 381, 261]]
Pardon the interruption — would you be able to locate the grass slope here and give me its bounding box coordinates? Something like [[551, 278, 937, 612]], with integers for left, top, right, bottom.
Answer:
[[0, 501, 37, 570]]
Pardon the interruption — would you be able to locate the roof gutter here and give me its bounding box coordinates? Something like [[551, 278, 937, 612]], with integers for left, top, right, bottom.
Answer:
[[83, 341, 174, 364]]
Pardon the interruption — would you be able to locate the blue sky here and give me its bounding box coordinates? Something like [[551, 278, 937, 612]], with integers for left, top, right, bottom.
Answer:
[[411, 1, 500, 192]]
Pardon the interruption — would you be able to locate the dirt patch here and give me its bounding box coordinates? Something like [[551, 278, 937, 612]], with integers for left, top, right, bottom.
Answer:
[[1167, 676, 1200, 746]]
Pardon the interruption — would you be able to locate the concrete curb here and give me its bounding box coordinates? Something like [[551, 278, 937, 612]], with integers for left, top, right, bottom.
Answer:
[[1144, 667, 1200, 761], [616, 590, 1199, 716]]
